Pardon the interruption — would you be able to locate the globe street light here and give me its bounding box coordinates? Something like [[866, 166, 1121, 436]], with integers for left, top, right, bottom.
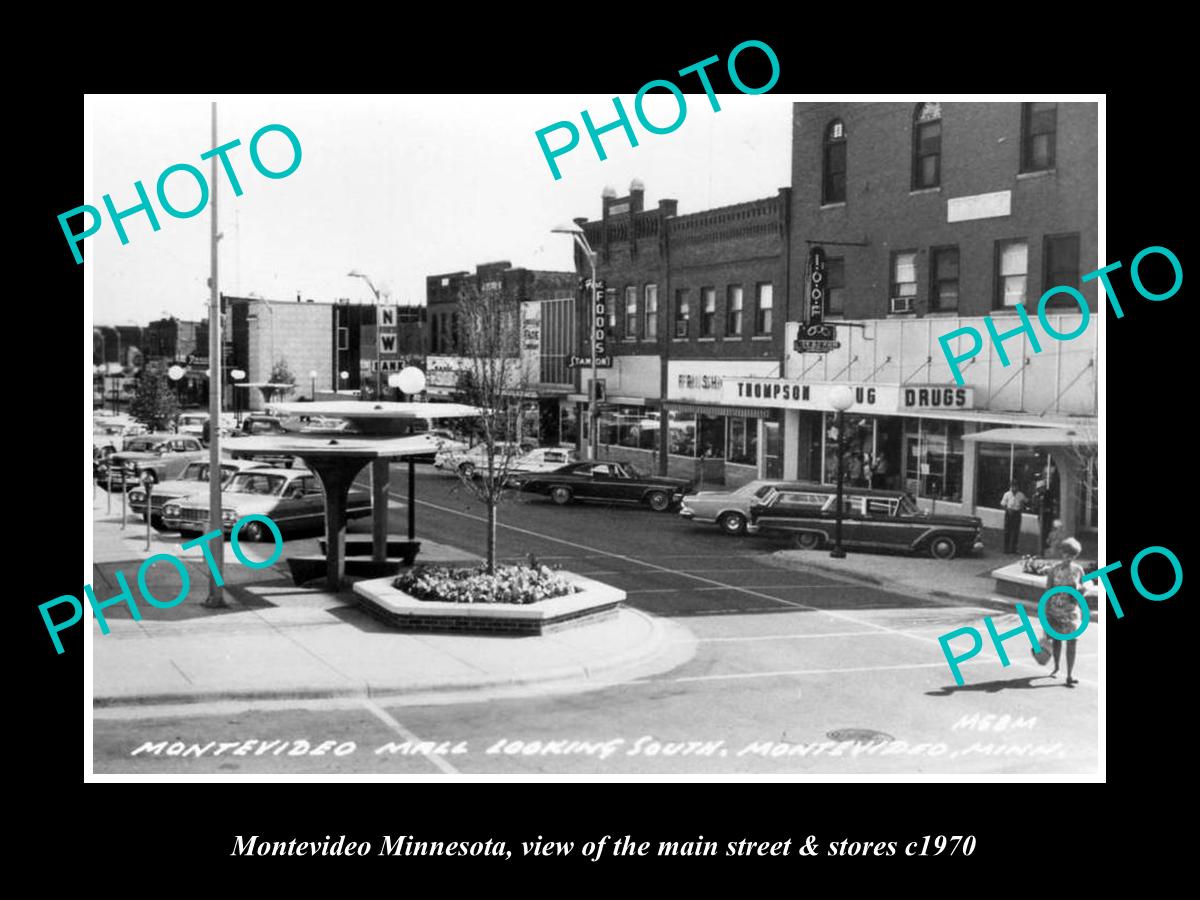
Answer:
[[552, 222, 599, 461], [828, 384, 856, 559], [230, 368, 246, 425]]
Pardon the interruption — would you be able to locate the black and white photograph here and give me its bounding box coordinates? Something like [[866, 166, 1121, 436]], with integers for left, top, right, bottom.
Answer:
[[81, 91, 1103, 778]]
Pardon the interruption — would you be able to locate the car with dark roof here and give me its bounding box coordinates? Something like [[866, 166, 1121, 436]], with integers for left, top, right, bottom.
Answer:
[[100, 434, 207, 489], [747, 484, 984, 559], [518, 460, 692, 512]]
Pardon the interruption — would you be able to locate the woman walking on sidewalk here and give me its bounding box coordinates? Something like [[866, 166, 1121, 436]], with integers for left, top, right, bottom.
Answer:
[[1045, 537, 1085, 687]]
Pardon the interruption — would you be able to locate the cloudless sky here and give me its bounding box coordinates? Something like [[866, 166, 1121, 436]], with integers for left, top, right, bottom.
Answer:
[[89, 94, 794, 326]]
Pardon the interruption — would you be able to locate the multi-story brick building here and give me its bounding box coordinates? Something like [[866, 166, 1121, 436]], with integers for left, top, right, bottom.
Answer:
[[571, 180, 793, 487], [425, 261, 577, 446], [751, 101, 1098, 537]]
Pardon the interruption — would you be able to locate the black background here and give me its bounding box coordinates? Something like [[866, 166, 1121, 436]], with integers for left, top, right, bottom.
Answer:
[[19, 21, 1189, 885]]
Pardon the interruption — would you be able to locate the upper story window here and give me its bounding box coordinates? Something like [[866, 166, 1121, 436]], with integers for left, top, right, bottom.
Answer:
[[1021, 102, 1057, 172], [930, 246, 960, 312], [726, 285, 743, 336], [755, 283, 773, 335], [822, 119, 847, 204], [1043, 233, 1081, 309], [912, 103, 942, 190], [624, 286, 638, 338], [674, 289, 690, 339], [644, 284, 658, 340], [826, 258, 845, 316], [700, 287, 716, 337], [996, 240, 1029, 308], [891, 252, 918, 306]]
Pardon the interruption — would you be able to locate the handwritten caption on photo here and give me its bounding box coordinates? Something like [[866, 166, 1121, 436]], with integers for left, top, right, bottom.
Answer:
[[58, 123, 302, 264], [227, 833, 977, 859], [937, 544, 1182, 684], [43, 514, 283, 654], [534, 39, 780, 181]]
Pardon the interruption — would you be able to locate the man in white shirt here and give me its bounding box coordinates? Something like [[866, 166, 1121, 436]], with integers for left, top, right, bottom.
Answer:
[[1000, 481, 1027, 553]]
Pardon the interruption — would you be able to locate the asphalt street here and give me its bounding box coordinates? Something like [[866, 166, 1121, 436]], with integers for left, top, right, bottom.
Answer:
[[93, 464, 1099, 775]]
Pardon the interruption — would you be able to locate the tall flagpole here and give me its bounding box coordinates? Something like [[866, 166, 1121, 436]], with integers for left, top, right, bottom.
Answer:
[[205, 100, 227, 607]]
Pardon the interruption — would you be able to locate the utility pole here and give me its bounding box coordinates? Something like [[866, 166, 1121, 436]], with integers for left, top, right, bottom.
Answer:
[[205, 100, 227, 608]]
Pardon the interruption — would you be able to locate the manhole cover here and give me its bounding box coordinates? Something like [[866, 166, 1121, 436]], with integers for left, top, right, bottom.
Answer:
[[827, 728, 894, 743]]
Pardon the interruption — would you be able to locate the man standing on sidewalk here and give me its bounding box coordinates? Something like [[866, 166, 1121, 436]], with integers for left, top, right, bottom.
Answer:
[[1000, 481, 1027, 554]]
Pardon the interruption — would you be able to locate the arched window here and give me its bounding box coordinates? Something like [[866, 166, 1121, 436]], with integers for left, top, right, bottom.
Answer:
[[913, 102, 942, 190], [822, 119, 846, 204]]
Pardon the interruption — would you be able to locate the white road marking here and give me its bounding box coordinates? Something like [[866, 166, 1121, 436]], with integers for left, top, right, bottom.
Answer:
[[390, 487, 1097, 688], [359, 698, 460, 775]]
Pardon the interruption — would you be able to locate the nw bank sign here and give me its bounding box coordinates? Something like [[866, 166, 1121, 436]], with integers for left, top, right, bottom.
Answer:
[[722, 379, 974, 413]]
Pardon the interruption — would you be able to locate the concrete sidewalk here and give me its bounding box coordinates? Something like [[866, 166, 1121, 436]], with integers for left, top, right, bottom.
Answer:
[[768, 545, 1104, 619], [91, 494, 693, 708]]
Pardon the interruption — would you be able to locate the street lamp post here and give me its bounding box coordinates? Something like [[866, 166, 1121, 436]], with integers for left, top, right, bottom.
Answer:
[[828, 385, 856, 559], [230, 368, 246, 425], [551, 223, 599, 461], [309, 369, 318, 401]]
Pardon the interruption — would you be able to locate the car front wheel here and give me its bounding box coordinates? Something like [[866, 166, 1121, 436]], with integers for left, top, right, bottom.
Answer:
[[718, 512, 747, 535], [929, 536, 959, 560], [459, 462, 476, 479], [646, 490, 670, 512], [550, 486, 572, 505], [240, 519, 269, 543], [795, 531, 823, 550]]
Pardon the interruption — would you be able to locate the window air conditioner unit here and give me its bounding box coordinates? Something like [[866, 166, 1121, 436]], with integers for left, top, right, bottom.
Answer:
[[890, 296, 915, 314], [675, 321, 689, 338]]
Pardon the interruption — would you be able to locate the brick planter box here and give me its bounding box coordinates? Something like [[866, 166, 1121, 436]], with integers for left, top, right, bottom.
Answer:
[[352, 572, 626, 636], [991, 562, 1100, 611]]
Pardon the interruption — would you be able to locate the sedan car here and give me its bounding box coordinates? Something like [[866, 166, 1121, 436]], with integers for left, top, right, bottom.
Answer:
[[127, 458, 270, 529], [434, 442, 522, 478], [519, 460, 692, 512], [162, 468, 372, 539], [747, 485, 984, 559], [100, 434, 207, 489], [679, 480, 829, 535]]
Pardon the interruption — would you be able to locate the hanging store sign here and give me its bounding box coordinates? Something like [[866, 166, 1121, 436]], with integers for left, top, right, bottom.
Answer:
[[721, 379, 974, 412]]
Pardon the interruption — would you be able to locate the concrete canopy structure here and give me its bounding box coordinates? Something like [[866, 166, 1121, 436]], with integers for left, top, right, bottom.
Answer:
[[230, 402, 482, 589]]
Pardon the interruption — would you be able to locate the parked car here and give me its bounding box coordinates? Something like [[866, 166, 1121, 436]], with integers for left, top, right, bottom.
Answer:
[[226, 414, 296, 468], [177, 411, 209, 438], [162, 468, 372, 539], [747, 484, 984, 559], [519, 460, 693, 512], [127, 458, 271, 530], [503, 447, 581, 487], [434, 442, 523, 478], [679, 480, 829, 536], [99, 434, 207, 489]]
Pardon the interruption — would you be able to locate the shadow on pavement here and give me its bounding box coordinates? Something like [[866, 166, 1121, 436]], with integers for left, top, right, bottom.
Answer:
[[925, 676, 1063, 696], [90, 560, 283, 621]]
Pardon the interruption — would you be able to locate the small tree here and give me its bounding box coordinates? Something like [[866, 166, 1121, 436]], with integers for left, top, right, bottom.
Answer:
[[450, 282, 535, 574], [262, 358, 297, 405], [130, 371, 180, 432]]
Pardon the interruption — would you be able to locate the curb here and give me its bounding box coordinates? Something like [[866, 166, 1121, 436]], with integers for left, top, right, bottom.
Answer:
[[92, 607, 684, 710]]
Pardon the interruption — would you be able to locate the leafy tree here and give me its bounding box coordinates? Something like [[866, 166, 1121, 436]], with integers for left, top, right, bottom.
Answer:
[[262, 358, 297, 404], [449, 282, 534, 574], [130, 371, 180, 432]]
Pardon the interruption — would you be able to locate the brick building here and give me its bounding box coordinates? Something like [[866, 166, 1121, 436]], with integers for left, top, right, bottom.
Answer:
[[425, 261, 577, 446], [571, 180, 793, 487], [748, 101, 1099, 536]]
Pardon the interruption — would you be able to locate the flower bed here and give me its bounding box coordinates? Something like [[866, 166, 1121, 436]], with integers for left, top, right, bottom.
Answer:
[[394, 564, 581, 606], [1020, 555, 1097, 576]]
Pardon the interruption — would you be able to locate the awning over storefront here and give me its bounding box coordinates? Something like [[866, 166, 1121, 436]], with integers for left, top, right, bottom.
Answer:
[[964, 426, 1096, 446], [664, 402, 773, 418]]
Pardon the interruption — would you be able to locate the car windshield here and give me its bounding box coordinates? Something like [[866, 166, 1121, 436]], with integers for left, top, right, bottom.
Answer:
[[124, 439, 164, 453], [180, 463, 210, 482], [227, 473, 287, 495]]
